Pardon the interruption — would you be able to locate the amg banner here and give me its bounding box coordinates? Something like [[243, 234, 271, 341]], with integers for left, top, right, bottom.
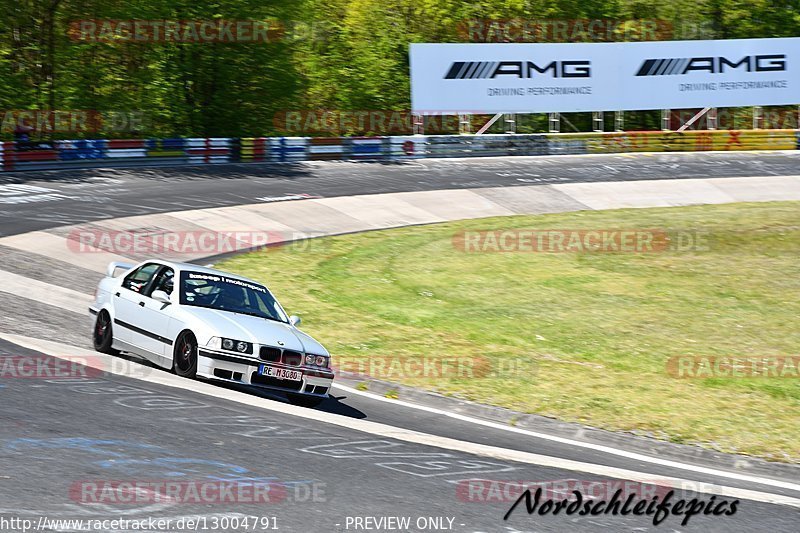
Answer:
[[410, 38, 800, 113]]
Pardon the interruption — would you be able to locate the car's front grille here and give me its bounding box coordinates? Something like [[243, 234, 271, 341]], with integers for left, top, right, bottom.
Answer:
[[259, 345, 304, 366], [250, 372, 303, 391], [282, 350, 303, 366], [259, 346, 281, 362]]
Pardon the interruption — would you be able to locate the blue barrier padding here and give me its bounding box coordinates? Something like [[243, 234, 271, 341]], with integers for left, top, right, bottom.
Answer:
[[270, 138, 308, 162], [59, 149, 106, 160], [56, 139, 108, 161], [161, 138, 186, 149], [57, 140, 108, 150], [145, 138, 188, 149], [80, 139, 107, 149], [351, 144, 383, 154]]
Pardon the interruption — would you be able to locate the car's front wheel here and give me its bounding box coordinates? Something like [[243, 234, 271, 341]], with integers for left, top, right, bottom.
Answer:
[[287, 393, 324, 408], [93, 311, 120, 355], [173, 331, 198, 378]]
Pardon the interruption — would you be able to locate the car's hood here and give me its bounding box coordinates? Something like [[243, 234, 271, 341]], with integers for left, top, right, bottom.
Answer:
[[186, 307, 328, 355]]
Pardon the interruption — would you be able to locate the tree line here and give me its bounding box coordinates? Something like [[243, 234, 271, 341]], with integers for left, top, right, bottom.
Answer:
[[1, 0, 797, 139]]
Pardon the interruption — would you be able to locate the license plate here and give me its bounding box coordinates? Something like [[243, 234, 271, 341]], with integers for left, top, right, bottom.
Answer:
[[258, 364, 302, 381]]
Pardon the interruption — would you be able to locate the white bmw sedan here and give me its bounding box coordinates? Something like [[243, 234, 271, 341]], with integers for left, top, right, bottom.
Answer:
[[89, 260, 333, 407]]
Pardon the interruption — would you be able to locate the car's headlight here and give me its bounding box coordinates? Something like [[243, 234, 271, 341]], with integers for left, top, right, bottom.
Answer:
[[235, 341, 250, 353], [207, 337, 253, 354], [304, 354, 329, 368]]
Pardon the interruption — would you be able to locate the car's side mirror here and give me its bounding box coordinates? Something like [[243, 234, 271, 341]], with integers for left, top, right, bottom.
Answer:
[[289, 315, 301, 326], [151, 290, 171, 304]]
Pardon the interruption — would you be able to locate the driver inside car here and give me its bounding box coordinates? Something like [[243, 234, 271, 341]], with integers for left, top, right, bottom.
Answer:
[[154, 273, 174, 295], [216, 285, 246, 310]]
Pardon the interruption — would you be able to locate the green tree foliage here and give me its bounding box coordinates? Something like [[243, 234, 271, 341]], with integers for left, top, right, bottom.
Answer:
[[0, 0, 796, 138]]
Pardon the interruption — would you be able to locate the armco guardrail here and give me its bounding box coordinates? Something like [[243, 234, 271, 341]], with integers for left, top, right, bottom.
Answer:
[[2, 130, 798, 172]]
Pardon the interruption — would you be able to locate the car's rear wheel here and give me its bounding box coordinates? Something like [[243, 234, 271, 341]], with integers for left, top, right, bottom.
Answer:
[[93, 311, 120, 355], [173, 331, 198, 378], [287, 393, 324, 408]]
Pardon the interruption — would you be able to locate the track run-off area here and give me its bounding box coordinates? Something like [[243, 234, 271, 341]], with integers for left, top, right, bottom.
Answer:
[[0, 151, 798, 532]]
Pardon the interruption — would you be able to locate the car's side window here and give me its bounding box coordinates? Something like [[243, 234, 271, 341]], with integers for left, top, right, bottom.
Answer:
[[147, 268, 175, 297], [122, 263, 161, 293]]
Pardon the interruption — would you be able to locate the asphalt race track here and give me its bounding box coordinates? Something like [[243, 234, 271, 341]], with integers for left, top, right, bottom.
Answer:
[[0, 152, 798, 532], [0, 338, 797, 533], [1, 150, 800, 237]]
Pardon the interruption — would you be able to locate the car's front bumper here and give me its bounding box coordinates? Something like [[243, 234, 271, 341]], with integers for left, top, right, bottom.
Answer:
[[197, 349, 334, 397]]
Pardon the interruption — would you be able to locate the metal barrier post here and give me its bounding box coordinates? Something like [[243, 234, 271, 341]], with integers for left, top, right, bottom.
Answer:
[[548, 112, 560, 133], [615, 111, 624, 132], [592, 111, 604, 132], [707, 108, 717, 130], [504, 113, 516, 134], [458, 114, 471, 134], [412, 114, 424, 135], [661, 109, 671, 131], [753, 106, 763, 129]]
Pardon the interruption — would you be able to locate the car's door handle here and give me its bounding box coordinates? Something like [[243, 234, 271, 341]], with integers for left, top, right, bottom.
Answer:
[[115, 292, 120, 297], [138, 301, 145, 307]]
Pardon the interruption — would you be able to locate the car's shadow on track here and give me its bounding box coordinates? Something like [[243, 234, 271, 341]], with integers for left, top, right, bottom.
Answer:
[[220, 382, 367, 419], [112, 351, 367, 419]]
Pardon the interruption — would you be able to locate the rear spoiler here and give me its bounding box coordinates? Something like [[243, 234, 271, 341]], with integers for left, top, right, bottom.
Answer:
[[106, 261, 134, 278]]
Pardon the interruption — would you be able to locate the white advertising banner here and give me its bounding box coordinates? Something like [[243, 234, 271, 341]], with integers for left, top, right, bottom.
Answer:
[[410, 38, 800, 113]]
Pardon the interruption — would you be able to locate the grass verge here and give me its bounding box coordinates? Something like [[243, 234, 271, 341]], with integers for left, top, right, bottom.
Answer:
[[218, 201, 800, 462]]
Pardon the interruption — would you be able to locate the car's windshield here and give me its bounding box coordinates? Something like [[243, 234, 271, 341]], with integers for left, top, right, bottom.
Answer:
[[179, 270, 287, 323]]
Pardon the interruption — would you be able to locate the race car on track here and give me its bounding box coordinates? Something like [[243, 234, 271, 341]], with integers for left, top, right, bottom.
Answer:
[[89, 260, 333, 407]]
